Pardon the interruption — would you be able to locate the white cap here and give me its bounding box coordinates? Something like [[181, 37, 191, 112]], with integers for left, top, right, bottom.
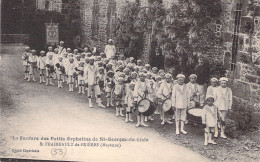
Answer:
[[176, 74, 185, 79], [165, 73, 172, 78], [219, 77, 228, 82], [189, 74, 197, 78], [210, 77, 218, 82], [89, 56, 95, 60], [139, 72, 146, 77], [60, 41, 64, 44]]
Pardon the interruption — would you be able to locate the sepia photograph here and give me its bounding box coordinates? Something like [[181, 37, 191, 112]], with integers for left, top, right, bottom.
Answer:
[[0, 0, 260, 161]]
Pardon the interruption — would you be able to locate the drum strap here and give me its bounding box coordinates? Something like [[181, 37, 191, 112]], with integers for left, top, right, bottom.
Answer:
[[204, 106, 217, 118]]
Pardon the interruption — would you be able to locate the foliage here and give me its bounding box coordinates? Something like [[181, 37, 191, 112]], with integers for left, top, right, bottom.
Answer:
[[209, 62, 227, 78], [114, 0, 222, 68], [230, 99, 253, 130], [114, 2, 143, 58]]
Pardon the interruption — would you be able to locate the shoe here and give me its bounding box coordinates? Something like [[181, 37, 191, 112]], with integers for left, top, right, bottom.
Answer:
[[204, 141, 208, 146], [161, 121, 165, 125], [166, 120, 173, 124], [120, 112, 125, 117], [50, 83, 54, 85], [78, 92, 81, 94], [176, 129, 180, 135], [220, 132, 227, 139], [208, 140, 217, 145], [214, 132, 218, 138], [135, 123, 140, 127], [42, 80, 46, 83], [141, 122, 149, 127], [185, 120, 188, 124], [45, 83, 48, 86], [129, 118, 134, 122], [39, 81, 42, 83], [33, 79, 36, 82], [27, 79, 30, 82], [60, 86, 63, 88], [149, 117, 154, 121], [125, 119, 128, 123], [89, 100, 93, 108], [181, 130, 187, 135]]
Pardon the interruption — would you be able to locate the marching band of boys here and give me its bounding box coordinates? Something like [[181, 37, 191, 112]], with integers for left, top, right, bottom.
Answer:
[[22, 41, 233, 146]]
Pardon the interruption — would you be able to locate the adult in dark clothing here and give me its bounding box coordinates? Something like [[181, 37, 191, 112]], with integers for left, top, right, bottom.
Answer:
[[194, 56, 210, 106]]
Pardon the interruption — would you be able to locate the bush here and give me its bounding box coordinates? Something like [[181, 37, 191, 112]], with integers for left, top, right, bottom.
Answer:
[[230, 98, 253, 130]]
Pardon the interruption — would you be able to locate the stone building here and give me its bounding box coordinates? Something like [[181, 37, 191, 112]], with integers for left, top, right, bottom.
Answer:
[[219, 0, 260, 108], [36, 0, 81, 47]]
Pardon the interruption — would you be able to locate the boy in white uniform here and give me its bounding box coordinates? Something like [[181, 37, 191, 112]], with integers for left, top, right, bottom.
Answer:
[[85, 57, 105, 108], [158, 73, 174, 125], [187, 74, 202, 109], [22, 47, 30, 80], [125, 82, 135, 122], [27, 50, 37, 82], [202, 97, 218, 145], [37, 51, 46, 83], [133, 73, 151, 127], [214, 77, 232, 139], [58, 41, 66, 55], [46, 46, 54, 57], [206, 77, 219, 137], [172, 74, 189, 135]]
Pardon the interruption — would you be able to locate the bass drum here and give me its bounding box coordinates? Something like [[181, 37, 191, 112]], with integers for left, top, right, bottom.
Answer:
[[187, 107, 203, 124], [138, 99, 156, 116], [161, 98, 174, 115]]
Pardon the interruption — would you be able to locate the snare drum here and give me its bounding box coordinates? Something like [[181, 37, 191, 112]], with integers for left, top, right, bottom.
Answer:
[[138, 99, 156, 116], [161, 98, 174, 115], [187, 107, 203, 124]]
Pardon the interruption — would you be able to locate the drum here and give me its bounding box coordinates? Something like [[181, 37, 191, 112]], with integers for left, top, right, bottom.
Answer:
[[31, 62, 37, 68], [187, 107, 203, 124], [161, 98, 174, 115], [137, 99, 156, 116], [49, 66, 55, 73]]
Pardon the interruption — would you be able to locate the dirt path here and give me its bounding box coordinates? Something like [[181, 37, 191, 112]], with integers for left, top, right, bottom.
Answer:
[[0, 44, 208, 161]]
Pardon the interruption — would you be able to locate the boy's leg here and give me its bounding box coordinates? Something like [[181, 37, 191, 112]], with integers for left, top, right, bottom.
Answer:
[[42, 70, 46, 82], [141, 114, 149, 127], [129, 108, 134, 122], [135, 113, 141, 127], [45, 76, 49, 85], [78, 82, 81, 93], [175, 109, 180, 135], [39, 73, 42, 83], [180, 109, 187, 134], [95, 86, 105, 108], [125, 112, 129, 123], [220, 110, 227, 139], [82, 81, 85, 94], [50, 75, 54, 85], [204, 127, 209, 146], [88, 85, 93, 108], [60, 75, 63, 88], [71, 78, 74, 91], [161, 111, 165, 125], [120, 103, 125, 116], [208, 128, 217, 144], [116, 103, 120, 117]]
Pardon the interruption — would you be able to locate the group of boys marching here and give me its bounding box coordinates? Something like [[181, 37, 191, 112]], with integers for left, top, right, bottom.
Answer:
[[22, 40, 233, 146]]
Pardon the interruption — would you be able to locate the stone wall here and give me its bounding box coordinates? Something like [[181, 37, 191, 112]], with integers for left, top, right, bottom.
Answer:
[[221, 0, 260, 108], [80, 0, 135, 51]]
